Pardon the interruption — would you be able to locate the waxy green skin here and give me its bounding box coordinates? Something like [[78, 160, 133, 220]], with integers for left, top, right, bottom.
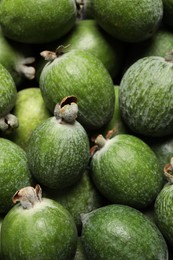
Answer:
[[39, 49, 115, 130], [0, 138, 33, 214], [27, 117, 90, 189], [81, 204, 168, 260], [0, 64, 16, 117], [91, 134, 164, 209], [1, 198, 77, 260], [7, 88, 51, 150], [154, 183, 173, 246], [119, 56, 173, 137], [91, 0, 163, 42], [60, 19, 125, 79], [43, 170, 106, 232], [0, 0, 77, 44]]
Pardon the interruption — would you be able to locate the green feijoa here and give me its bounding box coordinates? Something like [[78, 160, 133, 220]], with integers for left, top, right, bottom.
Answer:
[[119, 56, 173, 137], [5, 87, 51, 150], [81, 204, 168, 260], [0, 138, 34, 214], [154, 183, 173, 246], [0, 0, 77, 44], [91, 134, 164, 209], [154, 160, 173, 247], [27, 97, 90, 189], [91, 0, 163, 42], [58, 19, 125, 79], [0, 63, 17, 117], [1, 185, 77, 260], [39, 49, 115, 131], [43, 170, 106, 233]]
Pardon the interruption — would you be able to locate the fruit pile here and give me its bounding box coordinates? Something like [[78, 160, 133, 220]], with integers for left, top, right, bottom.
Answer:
[[1, 0, 173, 259]]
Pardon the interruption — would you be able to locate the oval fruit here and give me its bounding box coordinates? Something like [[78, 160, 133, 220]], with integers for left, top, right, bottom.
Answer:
[[0, 0, 77, 44], [0, 63, 17, 118], [91, 134, 164, 208], [99, 85, 128, 138], [39, 49, 115, 130], [59, 19, 125, 79], [0, 137, 34, 214], [154, 167, 173, 247], [43, 170, 106, 233], [124, 27, 173, 71], [6, 87, 51, 150], [1, 185, 77, 260], [119, 56, 173, 137], [27, 97, 90, 189], [81, 204, 168, 259], [91, 0, 163, 42]]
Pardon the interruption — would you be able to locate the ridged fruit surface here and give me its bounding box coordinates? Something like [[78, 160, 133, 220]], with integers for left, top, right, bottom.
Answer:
[[154, 182, 173, 246], [81, 204, 168, 260], [0, 138, 33, 214], [91, 0, 163, 42], [91, 134, 164, 208], [27, 117, 90, 189], [119, 56, 173, 137], [0, 63, 16, 117], [39, 49, 115, 130]]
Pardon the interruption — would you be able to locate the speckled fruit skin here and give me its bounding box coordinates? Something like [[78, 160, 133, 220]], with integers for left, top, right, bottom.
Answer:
[[1, 198, 77, 260], [27, 117, 90, 189], [0, 138, 33, 214], [91, 134, 164, 209], [91, 0, 163, 42], [60, 19, 125, 79], [39, 49, 115, 130], [81, 204, 168, 260], [119, 56, 173, 137], [43, 170, 106, 233], [154, 183, 173, 246], [0, 63, 16, 117], [0, 0, 77, 44]]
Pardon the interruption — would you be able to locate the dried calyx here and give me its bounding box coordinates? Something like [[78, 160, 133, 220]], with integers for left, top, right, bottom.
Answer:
[[165, 49, 173, 63], [163, 157, 173, 183], [54, 96, 78, 124], [16, 56, 36, 80], [90, 128, 117, 156], [40, 45, 70, 61], [12, 184, 42, 209], [0, 113, 18, 133]]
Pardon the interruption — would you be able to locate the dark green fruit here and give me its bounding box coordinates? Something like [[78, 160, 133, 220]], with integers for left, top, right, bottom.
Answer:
[[0, 138, 34, 214], [154, 181, 173, 246], [91, 0, 163, 42], [162, 0, 173, 27], [43, 170, 106, 232], [99, 85, 128, 138], [81, 204, 168, 260], [146, 135, 173, 174], [59, 19, 125, 79], [27, 97, 90, 189], [0, 30, 35, 85], [74, 237, 88, 260], [124, 27, 173, 71], [39, 49, 115, 130], [0, 63, 16, 118], [91, 134, 164, 208], [0, 0, 77, 44], [1, 185, 77, 260], [119, 56, 173, 137]]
